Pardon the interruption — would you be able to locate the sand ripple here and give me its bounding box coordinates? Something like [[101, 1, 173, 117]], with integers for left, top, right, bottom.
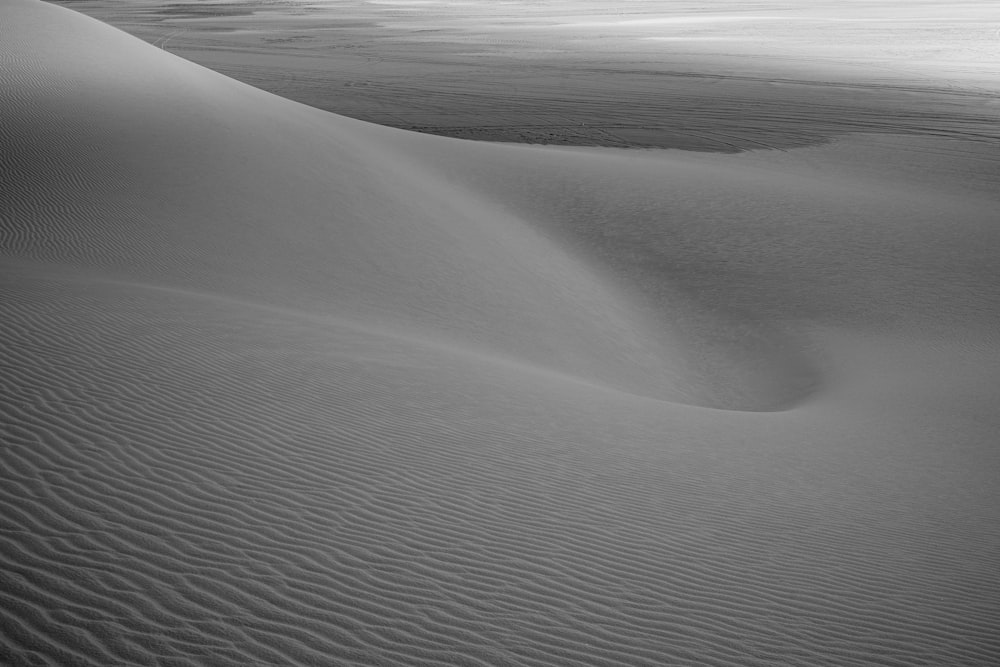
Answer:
[[2, 1, 1000, 665]]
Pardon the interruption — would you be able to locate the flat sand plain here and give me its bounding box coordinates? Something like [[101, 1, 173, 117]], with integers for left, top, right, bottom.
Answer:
[[47, 0, 1000, 151], [3, 0, 1000, 665]]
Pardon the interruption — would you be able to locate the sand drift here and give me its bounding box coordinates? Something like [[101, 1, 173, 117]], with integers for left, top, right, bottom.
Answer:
[[2, 0, 1000, 664]]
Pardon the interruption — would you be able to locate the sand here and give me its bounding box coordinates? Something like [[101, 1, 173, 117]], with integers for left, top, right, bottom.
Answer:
[[2, 0, 1000, 664], [42, 0, 1000, 152]]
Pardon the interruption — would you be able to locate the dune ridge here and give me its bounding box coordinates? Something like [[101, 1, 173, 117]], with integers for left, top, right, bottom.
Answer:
[[0, 0, 748, 409], [3, 0, 1000, 664]]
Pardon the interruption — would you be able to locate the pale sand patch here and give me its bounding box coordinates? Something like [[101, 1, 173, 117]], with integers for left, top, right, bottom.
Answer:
[[46, 0, 1000, 152]]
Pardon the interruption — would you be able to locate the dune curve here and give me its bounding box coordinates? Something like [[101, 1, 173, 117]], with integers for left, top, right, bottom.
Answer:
[[0, 0, 831, 411], [2, 0, 1000, 665]]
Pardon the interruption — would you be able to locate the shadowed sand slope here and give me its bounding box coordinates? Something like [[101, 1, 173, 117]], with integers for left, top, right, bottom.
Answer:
[[3, 0, 1000, 665]]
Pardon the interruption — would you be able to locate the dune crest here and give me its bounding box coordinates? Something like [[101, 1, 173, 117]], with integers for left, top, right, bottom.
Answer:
[[0, 0, 825, 409]]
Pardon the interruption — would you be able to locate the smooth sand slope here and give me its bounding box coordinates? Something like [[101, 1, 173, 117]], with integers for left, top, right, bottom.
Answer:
[[2, 0, 1000, 664]]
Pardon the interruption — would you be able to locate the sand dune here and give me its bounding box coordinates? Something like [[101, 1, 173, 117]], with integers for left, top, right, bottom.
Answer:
[[2, 0, 1000, 664]]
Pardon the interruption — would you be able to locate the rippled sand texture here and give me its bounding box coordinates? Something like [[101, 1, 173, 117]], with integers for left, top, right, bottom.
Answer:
[[47, 0, 1000, 151], [3, 0, 1000, 664]]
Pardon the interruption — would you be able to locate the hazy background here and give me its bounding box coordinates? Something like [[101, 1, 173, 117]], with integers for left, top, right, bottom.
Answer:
[[51, 0, 1000, 150]]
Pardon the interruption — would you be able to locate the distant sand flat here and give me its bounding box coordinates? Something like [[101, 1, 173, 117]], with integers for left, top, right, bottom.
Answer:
[[2, 0, 1000, 664], [45, 0, 1000, 152]]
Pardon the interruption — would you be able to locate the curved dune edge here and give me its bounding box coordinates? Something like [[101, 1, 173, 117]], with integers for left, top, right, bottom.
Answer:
[[2, 1, 1000, 665], [0, 0, 827, 412]]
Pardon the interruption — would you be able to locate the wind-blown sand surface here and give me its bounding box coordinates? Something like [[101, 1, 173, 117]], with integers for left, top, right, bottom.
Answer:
[[2, 0, 1000, 664], [45, 0, 1000, 151]]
